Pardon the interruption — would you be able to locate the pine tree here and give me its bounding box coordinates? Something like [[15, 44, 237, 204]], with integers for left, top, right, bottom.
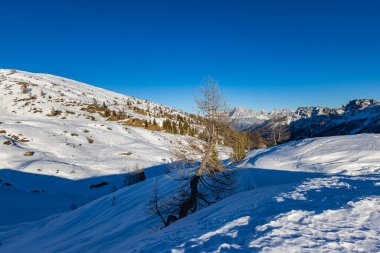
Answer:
[[163, 119, 169, 131], [172, 122, 177, 134], [163, 119, 173, 132], [179, 122, 185, 135], [169, 120, 173, 132], [104, 109, 111, 117], [176, 114, 183, 122], [183, 121, 190, 134]]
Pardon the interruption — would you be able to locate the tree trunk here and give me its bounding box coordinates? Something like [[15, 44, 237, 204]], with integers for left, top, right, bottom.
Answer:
[[178, 175, 200, 218], [178, 133, 216, 218]]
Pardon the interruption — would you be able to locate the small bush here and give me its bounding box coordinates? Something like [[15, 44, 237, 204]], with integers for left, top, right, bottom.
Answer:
[[47, 108, 62, 117], [65, 110, 75, 115], [20, 83, 29, 94]]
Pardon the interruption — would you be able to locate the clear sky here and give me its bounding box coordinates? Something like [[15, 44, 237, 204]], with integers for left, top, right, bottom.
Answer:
[[1, 0, 379, 112]]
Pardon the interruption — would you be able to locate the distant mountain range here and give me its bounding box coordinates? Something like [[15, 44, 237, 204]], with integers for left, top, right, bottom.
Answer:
[[230, 99, 380, 145]]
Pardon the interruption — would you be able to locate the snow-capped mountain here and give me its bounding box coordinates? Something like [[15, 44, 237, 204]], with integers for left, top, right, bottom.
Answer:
[[229, 107, 270, 130], [290, 99, 380, 140], [230, 107, 296, 131], [231, 99, 380, 145]]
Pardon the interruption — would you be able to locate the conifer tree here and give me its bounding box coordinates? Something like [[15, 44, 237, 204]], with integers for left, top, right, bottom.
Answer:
[[172, 122, 178, 134], [179, 122, 185, 135]]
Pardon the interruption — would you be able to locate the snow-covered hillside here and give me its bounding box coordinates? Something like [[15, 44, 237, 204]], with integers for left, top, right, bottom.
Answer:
[[0, 69, 221, 225], [241, 134, 380, 175], [1, 134, 379, 252]]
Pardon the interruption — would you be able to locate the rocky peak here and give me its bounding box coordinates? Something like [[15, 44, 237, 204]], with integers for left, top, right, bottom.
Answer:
[[229, 107, 268, 119], [343, 99, 378, 112], [295, 106, 338, 118]]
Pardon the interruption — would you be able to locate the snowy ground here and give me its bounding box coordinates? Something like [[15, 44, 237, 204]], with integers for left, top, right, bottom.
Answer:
[[0, 70, 229, 225], [241, 134, 380, 175], [0, 134, 379, 252]]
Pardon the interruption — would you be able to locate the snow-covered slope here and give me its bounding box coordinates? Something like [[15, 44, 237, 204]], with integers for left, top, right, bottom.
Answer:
[[1, 134, 379, 252], [0, 69, 218, 225], [241, 134, 380, 175], [0, 69, 188, 120]]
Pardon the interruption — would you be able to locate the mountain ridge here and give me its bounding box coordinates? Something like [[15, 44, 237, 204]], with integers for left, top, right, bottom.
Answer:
[[231, 98, 380, 146]]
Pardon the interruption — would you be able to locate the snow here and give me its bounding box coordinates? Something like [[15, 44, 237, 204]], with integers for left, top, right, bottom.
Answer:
[[0, 70, 379, 252], [240, 134, 380, 175], [250, 197, 380, 252], [0, 133, 379, 252]]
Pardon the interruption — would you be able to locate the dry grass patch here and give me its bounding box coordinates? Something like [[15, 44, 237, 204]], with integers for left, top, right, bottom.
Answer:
[[24, 151, 35, 156], [47, 108, 62, 117]]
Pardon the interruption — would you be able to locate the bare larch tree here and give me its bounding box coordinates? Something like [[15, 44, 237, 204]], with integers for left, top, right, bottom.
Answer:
[[151, 77, 246, 226]]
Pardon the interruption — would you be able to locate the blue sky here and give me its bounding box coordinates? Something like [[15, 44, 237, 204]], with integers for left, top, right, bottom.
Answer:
[[1, 0, 379, 112]]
